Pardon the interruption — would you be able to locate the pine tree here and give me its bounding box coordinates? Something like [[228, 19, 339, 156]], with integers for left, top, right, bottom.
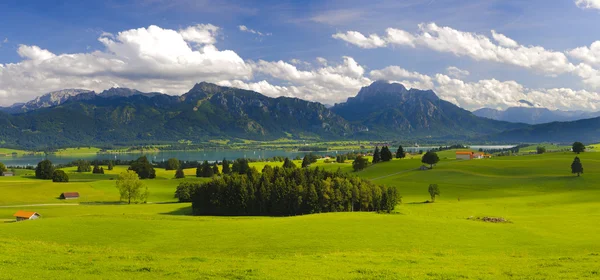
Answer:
[[201, 161, 214, 177], [301, 155, 310, 168], [222, 159, 231, 174], [213, 162, 220, 176], [107, 161, 114, 170], [196, 162, 202, 177], [381, 146, 393, 162], [283, 158, 296, 169], [396, 145, 405, 159], [373, 146, 381, 163]]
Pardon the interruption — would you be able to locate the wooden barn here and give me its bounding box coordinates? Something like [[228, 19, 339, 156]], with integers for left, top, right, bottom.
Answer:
[[13, 211, 41, 222], [60, 192, 80, 200], [2, 172, 14, 177]]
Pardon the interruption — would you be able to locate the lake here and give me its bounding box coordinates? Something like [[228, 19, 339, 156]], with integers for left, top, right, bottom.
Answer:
[[0, 145, 516, 166]]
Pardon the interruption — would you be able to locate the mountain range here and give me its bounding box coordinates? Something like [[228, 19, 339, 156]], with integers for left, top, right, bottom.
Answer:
[[2, 81, 600, 149], [473, 107, 600, 125]]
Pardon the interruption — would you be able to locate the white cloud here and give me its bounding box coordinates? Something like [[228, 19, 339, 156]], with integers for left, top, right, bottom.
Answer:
[[332, 23, 600, 91], [446, 66, 470, 79], [179, 24, 220, 45], [575, 0, 600, 10], [247, 56, 372, 103], [491, 30, 518, 48], [370, 66, 434, 89], [368, 65, 600, 111], [568, 41, 600, 66], [333, 23, 575, 75], [316, 57, 328, 66], [238, 25, 270, 36], [0, 24, 251, 106], [332, 31, 387, 49]]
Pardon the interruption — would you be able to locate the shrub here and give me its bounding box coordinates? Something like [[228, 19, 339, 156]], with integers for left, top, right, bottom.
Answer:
[[52, 170, 69, 182]]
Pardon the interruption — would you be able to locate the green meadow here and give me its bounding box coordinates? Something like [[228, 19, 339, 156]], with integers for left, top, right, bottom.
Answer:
[[1, 151, 599, 279]]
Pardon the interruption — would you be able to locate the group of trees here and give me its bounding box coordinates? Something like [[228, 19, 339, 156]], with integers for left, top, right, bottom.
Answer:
[[372, 146, 393, 163], [176, 165, 400, 216], [196, 160, 220, 177], [35, 159, 69, 182], [129, 156, 156, 179], [396, 145, 406, 159], [0, 162, 7, 176], [92, 164, 105, 174], [301, 154, 319, 168]]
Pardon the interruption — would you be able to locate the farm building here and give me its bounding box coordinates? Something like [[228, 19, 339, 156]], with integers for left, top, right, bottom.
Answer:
[[60, 192, 80, 199], [456, 151, 490, 160], [13, 211, 41, 222], [2, 172, 14, 176]]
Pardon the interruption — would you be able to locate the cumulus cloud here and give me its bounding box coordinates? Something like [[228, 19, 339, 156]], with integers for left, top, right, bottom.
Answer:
[[246, 56, 372, 103], [238, 25, 271, 36], [575, 0, 600, 10], [179, 24, 220, 45], [367, 65, 600, 111], [332, 22, 600, 91], [491, 30, 518, 48], [333, 23, 574, 75], [0, 24, 251, 105], [446, 66, 470, 79], [332, 31, 387, 49], [568, 41, 600, 66]]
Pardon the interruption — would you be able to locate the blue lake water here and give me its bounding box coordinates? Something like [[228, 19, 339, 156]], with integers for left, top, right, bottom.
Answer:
[[0, 145, 515, 167]]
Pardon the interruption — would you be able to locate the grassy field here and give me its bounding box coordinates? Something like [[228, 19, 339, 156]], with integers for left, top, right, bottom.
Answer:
[[1, 151, 599, 279]]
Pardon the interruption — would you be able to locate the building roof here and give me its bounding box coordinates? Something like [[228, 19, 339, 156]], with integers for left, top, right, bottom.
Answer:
[[456, 151, 474, 155], [61, 192, 80, 198], [13, 211, 39, 218]]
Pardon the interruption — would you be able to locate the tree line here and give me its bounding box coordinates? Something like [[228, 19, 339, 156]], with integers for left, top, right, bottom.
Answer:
[[176, 166, 400, 216]]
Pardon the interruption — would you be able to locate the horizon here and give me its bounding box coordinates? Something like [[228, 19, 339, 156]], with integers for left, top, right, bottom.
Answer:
[[2, 1, 600, 111]]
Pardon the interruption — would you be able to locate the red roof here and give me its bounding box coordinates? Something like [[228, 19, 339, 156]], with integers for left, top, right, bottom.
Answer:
[[13, 211, 39, 218], [61, 192, 80, 198], [456, 151, 474, 155]]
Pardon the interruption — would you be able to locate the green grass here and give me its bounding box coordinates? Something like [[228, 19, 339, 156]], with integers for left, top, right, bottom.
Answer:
[[1, 151, 599, 279]]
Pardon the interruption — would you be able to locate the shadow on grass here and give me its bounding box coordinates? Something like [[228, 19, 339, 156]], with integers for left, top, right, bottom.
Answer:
[[159, 205, 193, 216], [80, 201, 127, 205], [406, 201, 433, 204]]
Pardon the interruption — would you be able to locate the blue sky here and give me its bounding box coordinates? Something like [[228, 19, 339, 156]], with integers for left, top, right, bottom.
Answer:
[[1, 0, 600, 111]]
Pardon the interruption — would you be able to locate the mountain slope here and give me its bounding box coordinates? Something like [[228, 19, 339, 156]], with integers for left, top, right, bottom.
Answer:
[[332, 81, 526, 138], [0, 82, 354, 148], [1, 89, 94, 114], [473, 107, 600, 124], [490, 117, 600, 143]]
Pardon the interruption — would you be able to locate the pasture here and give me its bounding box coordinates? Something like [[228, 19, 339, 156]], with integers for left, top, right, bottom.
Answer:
[[1, 151, 599, 279]]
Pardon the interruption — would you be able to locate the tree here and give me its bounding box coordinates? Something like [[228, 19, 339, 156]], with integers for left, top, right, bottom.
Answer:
[[396, 145, 406, 159], [35, 159, 55, 179], [428, 184, 440, 202], [76, 160, 91, 172], [283, 157, 296, 169], [166, 158, 180, 170], [421, 151, 440, 168], [129, 156, 156, 179], [92, 164, 104, 174], [198, 161, 214, 177], [571, 156, 584, 177], [301, 155, 310, 168], [107, 161, 114, 171], [116, 170, 148, 204], [52, 170, 69, 182], [380, 146, 393, 162], [536, 146, 546, 154], [572, 142, 585, 154], [175, 168, 185, 179], [222, 159, 231, 174], [373, 146, 381, 163], [352, 156, 369, 172], [232, 158, 250, 174], [0, 162, 6, 176], [212, 162, 220, 176]]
